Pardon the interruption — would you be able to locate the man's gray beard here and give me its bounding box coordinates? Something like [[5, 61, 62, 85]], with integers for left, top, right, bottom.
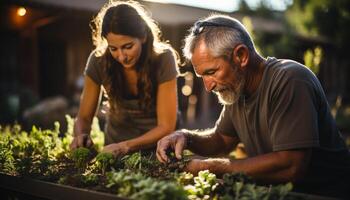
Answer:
[[214, 73, 245, 105]]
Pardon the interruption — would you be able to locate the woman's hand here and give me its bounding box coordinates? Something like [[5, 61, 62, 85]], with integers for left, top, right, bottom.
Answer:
[[103, 141, 131, 157], [70, 134, 94, 150], [70, 76, 100, 150]]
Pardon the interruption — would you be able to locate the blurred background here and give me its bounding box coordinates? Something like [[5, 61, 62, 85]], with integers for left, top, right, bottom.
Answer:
[[0, 0, 349, 141]]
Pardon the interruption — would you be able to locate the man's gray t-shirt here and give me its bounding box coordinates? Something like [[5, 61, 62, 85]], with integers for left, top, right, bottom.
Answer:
[[84, 50, 178, 144], [215, 57, 350, 196]]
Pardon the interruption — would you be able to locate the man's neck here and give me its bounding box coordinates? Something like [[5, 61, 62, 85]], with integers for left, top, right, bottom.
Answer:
[[244, 53, 266, 97]]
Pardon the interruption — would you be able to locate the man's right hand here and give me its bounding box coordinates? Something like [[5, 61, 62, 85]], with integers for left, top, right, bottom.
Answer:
[[70, 134, 94, 150], [156, 131, 188, 163]]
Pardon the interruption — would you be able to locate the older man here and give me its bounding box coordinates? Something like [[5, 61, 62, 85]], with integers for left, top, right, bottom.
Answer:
[[156, 15, 350, 198]]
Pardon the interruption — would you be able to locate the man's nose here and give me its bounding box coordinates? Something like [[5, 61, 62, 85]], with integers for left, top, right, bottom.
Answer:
[[203, 76, 216, 92]]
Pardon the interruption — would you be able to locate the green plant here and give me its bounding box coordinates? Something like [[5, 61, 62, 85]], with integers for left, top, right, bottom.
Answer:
[[183, 170, 219, 200], [122, 152, 142, 170], [94, 152, 115, 175], [106, 169, 187, 200], [166, 149, 190, 172], [0, 122, 302, 200], [70, 147, 92, 173], [219, 173, 294, 200], [176, 172, 194, 186], [0, 135, 15, 174], [81, 173, 99, 186]]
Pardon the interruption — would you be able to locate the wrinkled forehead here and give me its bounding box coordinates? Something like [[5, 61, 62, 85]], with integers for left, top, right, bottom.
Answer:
[[191, 42, 217, 77]]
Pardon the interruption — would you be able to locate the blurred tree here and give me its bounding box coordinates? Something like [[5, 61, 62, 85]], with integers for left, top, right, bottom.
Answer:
[[303, 46, 323, 75], [238, 0, 253, 16], [286, 0, 350, 128], [238, 0, 298, 59], [286, 0, 350, 57]]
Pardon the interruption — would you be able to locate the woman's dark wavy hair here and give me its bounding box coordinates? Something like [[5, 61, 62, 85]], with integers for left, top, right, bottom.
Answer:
[[91, 0, 179, 112]]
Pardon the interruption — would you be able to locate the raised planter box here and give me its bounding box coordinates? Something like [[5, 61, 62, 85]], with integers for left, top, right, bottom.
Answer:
[[0, 173, 340, 200], [0, 173, 127, 200]]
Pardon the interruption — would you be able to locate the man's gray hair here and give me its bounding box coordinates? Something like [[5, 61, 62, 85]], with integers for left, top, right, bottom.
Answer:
[[183, 14, 256, 60]]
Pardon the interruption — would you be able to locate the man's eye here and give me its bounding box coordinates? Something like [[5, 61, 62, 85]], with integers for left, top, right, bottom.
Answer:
[[206, 70, 216, 75]]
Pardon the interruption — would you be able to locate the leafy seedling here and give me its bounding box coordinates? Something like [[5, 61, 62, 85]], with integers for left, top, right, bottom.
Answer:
[[95, 152, 115, 175], [165, 149, 190, 172], [70, 147, 94, 173]]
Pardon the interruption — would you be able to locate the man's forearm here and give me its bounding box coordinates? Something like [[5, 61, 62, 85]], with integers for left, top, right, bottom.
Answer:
[[182, 129, 235, 156], [203, 150, 310, 184]]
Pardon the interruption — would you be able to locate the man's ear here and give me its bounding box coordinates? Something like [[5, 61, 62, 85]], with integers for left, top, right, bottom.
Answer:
[[232, 44, 249, 69]]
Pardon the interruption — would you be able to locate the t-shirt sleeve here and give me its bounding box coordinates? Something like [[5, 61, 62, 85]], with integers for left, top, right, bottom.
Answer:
[[270, 77, 320, 151], [215, 105, 237, 137], [84, 51, 104, 85], [156, 50, 178, 84]]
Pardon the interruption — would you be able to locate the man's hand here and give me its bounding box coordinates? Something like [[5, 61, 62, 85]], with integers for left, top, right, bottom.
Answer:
[[184, 159, 208, 175], [185, 158, 231, 176], [102, 141, 130, 158], [156, 131, 188, 163], [70, 134, 94, 150]]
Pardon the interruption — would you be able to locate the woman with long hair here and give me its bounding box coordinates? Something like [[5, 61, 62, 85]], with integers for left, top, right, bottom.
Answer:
[[70, 0, 179, 157]]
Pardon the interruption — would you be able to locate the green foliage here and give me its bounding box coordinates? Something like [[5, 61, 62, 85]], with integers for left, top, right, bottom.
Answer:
[[182, 170, 219, 200], [0, 123, 67, 177], [0, 134, 15, 174], [81, 173, 99, 186], [304, 46, 323, 75], [219, 173, 294, 200], [176, 172, 194, 186], [120, 151, 162, 171], [286, 0, 350, 56], [0, 122, 299, 199], [165, 149, 191, 172], [90, 117, 105, 151], [62, 115, 74, 152], [70, 147, 92, 173], [239, 14, 298, 58], [106, 169, 187, 200], [122, 151, 142, 170], [94, 152, 115, 175]]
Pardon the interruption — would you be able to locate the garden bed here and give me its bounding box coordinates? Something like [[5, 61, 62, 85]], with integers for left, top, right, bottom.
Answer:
[[0, 117, 343, 200], [0, 173, 126, 200], [0, 173, 340, 200]]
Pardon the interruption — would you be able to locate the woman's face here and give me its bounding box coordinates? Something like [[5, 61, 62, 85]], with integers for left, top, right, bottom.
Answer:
[[106, 33, 144, 69]]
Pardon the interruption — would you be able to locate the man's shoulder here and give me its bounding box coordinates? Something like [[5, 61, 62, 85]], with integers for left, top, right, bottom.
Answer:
[[267, 57, 315, 80]]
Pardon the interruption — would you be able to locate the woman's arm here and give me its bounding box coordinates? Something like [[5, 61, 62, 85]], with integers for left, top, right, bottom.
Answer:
[[103, 78, 177, 155], [132, 78, 177, 149], [70, 75, 101, 149]]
